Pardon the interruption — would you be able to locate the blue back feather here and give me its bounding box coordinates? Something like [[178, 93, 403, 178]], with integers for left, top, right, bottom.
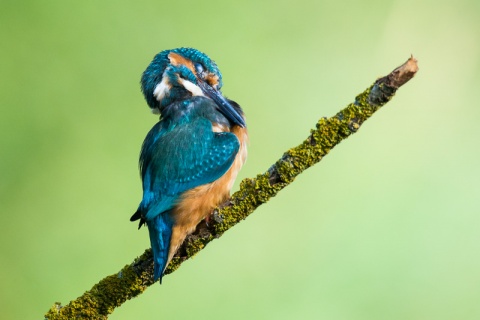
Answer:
[[138, 97, 239, 220]]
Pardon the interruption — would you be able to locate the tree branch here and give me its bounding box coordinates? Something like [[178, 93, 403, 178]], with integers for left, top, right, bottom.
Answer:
[[45, 56, 418, 320]]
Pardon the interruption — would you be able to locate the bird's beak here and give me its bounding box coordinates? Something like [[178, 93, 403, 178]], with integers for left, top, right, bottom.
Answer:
[[197, 80, 246, 128]]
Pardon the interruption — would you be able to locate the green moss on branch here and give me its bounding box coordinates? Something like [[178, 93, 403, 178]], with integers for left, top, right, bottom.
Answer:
[[45, 56, 418, 320]]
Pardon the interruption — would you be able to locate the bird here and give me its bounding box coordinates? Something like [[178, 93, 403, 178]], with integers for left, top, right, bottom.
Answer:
[[131, 47, 247, 283]]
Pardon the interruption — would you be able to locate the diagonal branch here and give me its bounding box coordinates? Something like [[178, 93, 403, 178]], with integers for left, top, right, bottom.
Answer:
[[45, 56, 419, 320]]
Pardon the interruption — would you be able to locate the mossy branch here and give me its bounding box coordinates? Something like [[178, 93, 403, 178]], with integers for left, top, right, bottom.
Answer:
[[45, 56, 418, 320]]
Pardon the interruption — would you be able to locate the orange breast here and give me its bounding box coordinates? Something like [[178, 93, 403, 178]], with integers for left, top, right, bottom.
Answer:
[[166, 125, 248, 265]]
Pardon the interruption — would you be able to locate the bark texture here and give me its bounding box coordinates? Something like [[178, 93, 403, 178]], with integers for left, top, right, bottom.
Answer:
[[45, 56, 418, 320]]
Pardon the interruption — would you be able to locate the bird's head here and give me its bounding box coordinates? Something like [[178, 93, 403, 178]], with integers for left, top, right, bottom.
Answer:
[[141, 47, 245, 127]]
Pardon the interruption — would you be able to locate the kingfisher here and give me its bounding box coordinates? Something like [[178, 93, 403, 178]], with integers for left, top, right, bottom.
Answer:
[[131, 47, 248, 283]]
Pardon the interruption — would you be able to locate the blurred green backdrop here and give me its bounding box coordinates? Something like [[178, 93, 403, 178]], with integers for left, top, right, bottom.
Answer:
[[2, 0, 480, 319]]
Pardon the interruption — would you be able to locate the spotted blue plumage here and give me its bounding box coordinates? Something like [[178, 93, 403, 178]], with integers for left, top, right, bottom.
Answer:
[[139, 103, 239, 279], [138, 100, 239, 222]]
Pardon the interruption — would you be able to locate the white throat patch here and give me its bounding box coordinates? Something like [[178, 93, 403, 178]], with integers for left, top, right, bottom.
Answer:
[[178, 78, 204, 97], [153, 76, 170, 102]]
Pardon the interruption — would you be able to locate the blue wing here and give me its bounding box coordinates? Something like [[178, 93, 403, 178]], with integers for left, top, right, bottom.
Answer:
[[137, 117, 240, 221]]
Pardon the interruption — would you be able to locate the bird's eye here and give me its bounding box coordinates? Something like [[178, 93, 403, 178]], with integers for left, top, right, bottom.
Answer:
[[194, 63, 204, 74]]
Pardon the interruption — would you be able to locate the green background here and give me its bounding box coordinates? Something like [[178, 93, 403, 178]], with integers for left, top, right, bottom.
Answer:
[[2, 0, 480, 319]]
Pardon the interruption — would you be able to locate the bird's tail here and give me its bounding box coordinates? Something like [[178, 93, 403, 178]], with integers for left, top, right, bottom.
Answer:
[[146, 212, 174, 283]]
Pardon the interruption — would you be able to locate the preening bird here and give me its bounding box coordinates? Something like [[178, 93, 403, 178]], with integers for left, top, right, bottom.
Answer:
[[131, 48, 247, 283]]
